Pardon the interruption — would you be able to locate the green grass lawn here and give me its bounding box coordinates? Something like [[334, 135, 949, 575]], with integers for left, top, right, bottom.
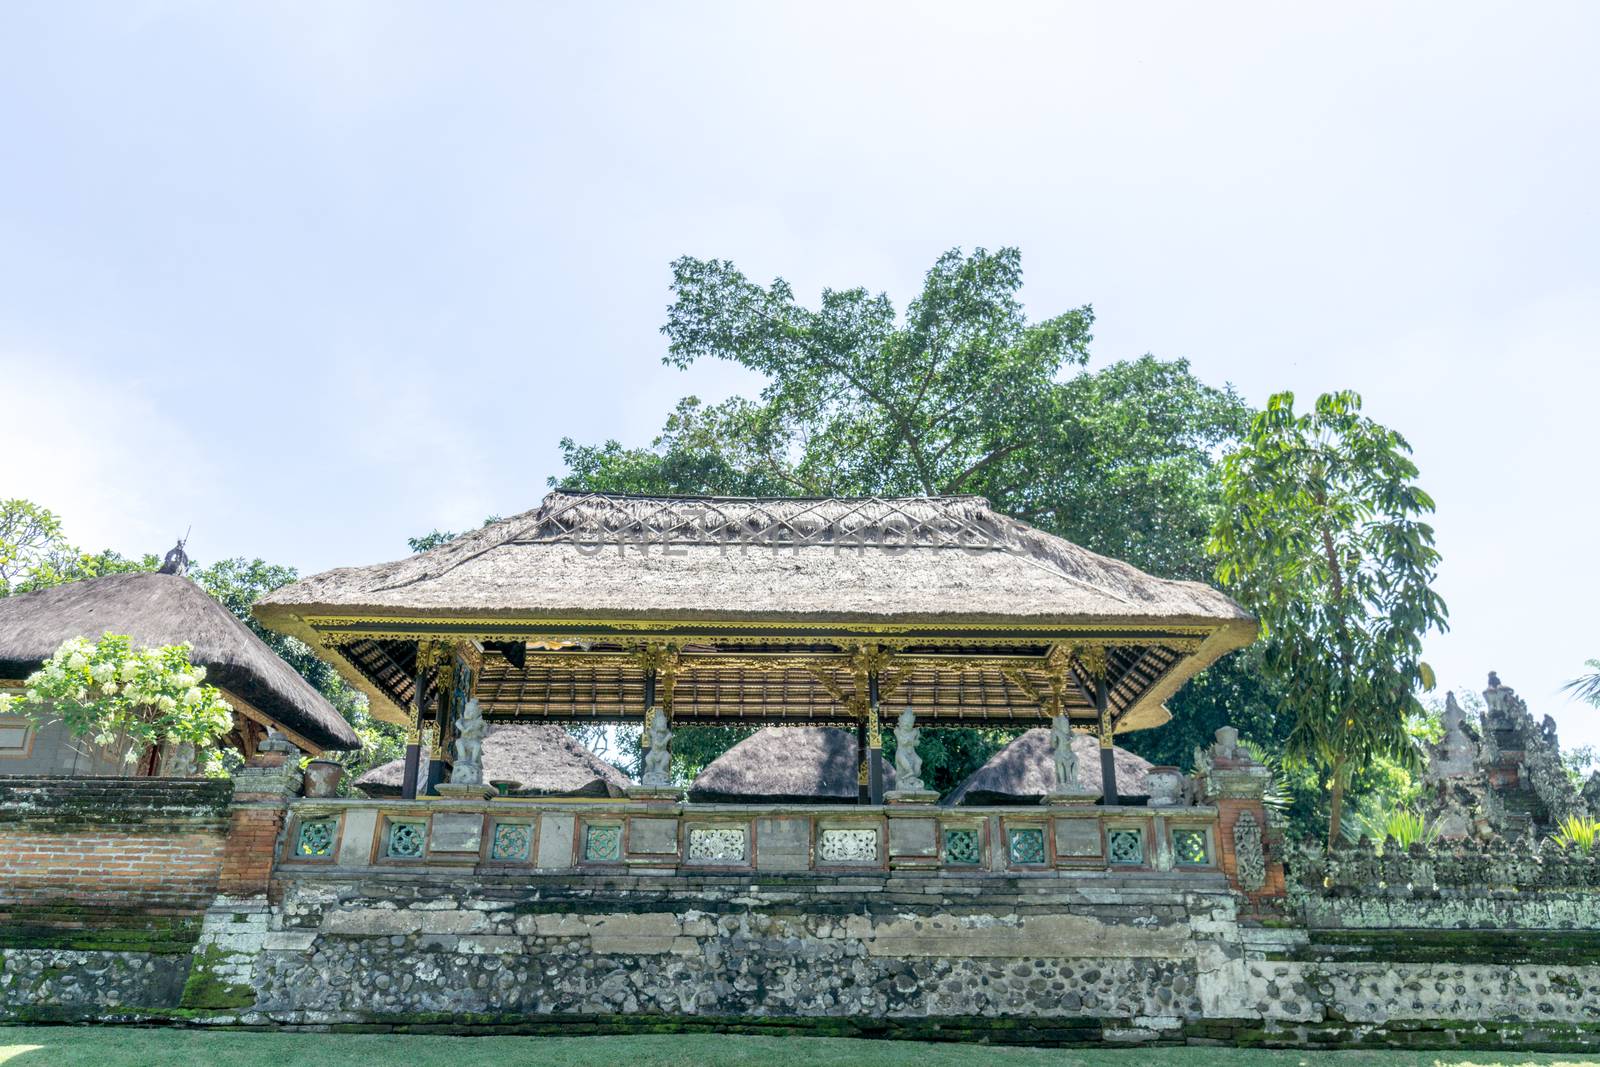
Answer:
[[1, 1030, 1598, 1067]]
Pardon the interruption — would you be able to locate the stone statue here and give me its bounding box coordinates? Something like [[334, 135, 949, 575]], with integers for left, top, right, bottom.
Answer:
[[449, 698, 486, 785], [892, 708, 924, 792], [1050, 714, 1078, 793], [642, 706, 673, 787], [157, 538, 189, 576], [1424, 692, 1479, 783]]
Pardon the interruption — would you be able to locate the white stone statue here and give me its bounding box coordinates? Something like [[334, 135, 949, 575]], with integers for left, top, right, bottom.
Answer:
[[450, 698, 486, 785], [642, 706, 673, 787], [1050, 714, 1078, 793], [892, 707, 924, 792]]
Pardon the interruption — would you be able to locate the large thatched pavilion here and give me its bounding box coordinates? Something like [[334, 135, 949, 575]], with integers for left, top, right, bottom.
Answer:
[[0, 571, 358, 773], [256, 491, 1252, 801]]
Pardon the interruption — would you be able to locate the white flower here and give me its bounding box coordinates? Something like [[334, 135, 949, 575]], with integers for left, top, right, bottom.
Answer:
[[66, 652, 88, 670], [157, 695, 177, 713], [183, 687, 203, 706]]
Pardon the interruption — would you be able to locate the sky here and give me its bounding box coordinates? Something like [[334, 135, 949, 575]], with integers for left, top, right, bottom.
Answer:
[[1, 2, 1596, 747]]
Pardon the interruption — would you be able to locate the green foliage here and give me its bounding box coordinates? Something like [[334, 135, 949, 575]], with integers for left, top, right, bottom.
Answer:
[[1564, 659, 1600, 707], [1343, 802, 1436, 851], [1209, 390, 1448, 843], [0, 499, 160, 595], [1563, 745, 1598, 788], [1554, 815, 1600, 852], [407, 516, 502, 554], [0, 498, 64, 595], [0, 634, 233, 764], [557, 247, 1262, 790]]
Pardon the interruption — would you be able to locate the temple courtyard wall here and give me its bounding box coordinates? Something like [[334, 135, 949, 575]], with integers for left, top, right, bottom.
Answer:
[[4, 775, 1600, 1051]]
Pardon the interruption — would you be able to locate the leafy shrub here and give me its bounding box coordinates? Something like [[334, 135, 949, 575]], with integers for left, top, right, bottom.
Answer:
[[0, 634, 232, 766], [1554, 815, 1600, 852]]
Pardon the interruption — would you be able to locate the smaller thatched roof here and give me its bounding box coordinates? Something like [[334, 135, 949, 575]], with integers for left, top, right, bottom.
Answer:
[[688, 726, 894, 803], [944, 729, 1154, 806], [0, 572, 358, 752], [355, 724, 633, 798]]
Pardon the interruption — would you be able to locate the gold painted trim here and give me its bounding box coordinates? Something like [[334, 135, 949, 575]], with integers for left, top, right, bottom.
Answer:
[[302, 613, 1218, 639]]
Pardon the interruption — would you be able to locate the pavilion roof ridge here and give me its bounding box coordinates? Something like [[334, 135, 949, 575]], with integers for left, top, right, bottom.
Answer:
[[255, 489, 1254, 640]]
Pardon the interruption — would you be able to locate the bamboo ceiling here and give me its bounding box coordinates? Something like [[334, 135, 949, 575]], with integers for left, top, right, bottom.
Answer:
[[328, 632, 1193, 733]]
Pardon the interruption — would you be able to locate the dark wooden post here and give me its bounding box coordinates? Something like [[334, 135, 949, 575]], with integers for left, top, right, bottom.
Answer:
[[1096, 673, 1119, 806], [867, 671, 885, 805], [400, 659, 426, 800], [640, 667, 657, 779], [857, 717, 870, 803]]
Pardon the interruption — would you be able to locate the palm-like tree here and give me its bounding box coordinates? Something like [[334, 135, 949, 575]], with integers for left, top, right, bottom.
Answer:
[[1565, 659, 1600, 707]]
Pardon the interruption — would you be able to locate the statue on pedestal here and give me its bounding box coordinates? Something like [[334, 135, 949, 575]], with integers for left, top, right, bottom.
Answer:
[[449, 698, 486, 785], [1050, 714, 1078, 793], [893, 707, 924, 792], [642, 706, 673, 787]]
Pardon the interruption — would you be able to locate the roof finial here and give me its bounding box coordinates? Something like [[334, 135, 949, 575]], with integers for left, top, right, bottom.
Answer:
[[158, 530, 190, 576]]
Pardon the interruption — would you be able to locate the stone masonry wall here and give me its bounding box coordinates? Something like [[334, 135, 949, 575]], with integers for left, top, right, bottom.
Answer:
[[250, 870, 1232, 1040], [5, 781, 1600, 1050]]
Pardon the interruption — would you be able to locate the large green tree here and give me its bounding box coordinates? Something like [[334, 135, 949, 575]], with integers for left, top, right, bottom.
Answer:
[[1209, 390, 1448, 843], [558, 247, 1274, 785]]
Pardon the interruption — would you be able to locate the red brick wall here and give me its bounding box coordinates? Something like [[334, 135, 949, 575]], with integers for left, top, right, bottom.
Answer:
[[218, 806, 286, 897], [1214, 797, 1286, 903], [0, 777, 233, 916]]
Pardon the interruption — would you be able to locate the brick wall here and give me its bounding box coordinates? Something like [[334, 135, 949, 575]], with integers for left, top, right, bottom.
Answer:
[[0, 777, 233, 914], [1214, 797, 1286, 904]]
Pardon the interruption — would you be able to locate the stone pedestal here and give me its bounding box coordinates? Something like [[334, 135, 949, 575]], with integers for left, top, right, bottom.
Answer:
[[433, 783, 496, 800], [884, 789, 939, 806], [625, 785, 684, 805], [1044, 790, 1100, 807]]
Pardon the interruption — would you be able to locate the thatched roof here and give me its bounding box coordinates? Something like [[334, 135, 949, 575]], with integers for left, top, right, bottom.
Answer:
[[256, 493, 1255, 732], [688, 726, 894, 803], [355, 724, 632, 797], [260, 492, 1251, 629], [943, 728, 1154, 806], [0, 572, 358, 753]]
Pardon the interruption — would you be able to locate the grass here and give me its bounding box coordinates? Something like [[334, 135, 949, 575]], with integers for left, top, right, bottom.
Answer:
[[1, 1030, 1599, 1067]]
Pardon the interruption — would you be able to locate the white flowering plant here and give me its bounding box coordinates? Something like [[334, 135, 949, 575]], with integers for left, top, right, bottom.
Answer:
[[0, 634, 233, 761]]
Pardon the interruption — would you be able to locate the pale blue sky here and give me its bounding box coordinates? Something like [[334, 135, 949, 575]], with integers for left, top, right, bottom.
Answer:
[[2, 3, 1596, 746]]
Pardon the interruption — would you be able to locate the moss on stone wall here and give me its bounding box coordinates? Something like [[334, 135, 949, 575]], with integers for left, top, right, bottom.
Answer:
[[178, 944, 257, 1010], [0, 912, 200, 955], [1282, 929, 1600, 965]]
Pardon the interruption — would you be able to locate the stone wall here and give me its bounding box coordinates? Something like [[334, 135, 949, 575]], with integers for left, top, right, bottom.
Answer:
[[5, 777, 1600, 1050]]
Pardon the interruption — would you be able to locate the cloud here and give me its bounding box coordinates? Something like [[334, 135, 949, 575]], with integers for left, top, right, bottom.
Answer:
[[0, 348, 221, 557]]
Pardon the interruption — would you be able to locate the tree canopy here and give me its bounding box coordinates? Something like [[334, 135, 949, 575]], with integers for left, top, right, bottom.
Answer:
[[1209, 390, 1448, 842], [557, 246, 1272, 785]]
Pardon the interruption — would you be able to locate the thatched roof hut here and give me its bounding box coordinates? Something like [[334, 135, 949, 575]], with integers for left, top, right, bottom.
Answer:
[[0, 572, 358, 753], [260, 491, 1248, 630], [355, 724, 631, 798], [255, 492, 1255, 737], [688, 727, 894, 803], [943, 729, 1153, 806]]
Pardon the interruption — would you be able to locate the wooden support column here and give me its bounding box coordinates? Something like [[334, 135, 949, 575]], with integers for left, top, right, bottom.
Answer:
[[867, 670, 885, 805], [856, 716, 870, 803], [1096, 672, 1119, 807], [400, 662, 425, 800], [641, 664, 658, 762]]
